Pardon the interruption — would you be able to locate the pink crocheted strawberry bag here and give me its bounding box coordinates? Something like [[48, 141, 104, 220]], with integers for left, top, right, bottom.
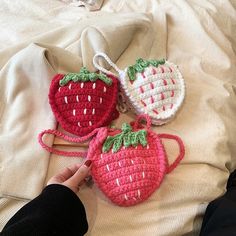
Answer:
[[39, 114, 185, 207], [48, 67, 119, 136], [93, 53, 185, 125]]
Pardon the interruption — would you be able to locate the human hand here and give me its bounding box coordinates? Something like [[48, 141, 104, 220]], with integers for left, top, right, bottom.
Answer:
[[47, 160, 92, 194]]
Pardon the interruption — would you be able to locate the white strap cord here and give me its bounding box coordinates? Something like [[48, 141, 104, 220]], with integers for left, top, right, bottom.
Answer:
[[93, 52, 124, 78], [93, 52, 128, 113]]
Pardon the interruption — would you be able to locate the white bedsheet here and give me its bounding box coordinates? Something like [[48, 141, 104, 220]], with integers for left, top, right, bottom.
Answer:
[[0, 0, 236, 235]]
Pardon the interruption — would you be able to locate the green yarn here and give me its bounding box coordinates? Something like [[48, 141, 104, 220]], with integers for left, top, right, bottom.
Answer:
[[102, 123, 147, 153], [59, 67, 112, 86], [127, 58, 165, 81]]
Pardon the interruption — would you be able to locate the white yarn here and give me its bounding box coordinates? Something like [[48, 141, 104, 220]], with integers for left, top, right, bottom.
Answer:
[[93, 52, 124, 78], [92, 52, 185, 125]]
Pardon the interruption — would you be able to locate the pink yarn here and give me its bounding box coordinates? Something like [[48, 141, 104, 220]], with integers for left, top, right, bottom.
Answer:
[[38, 128, 102, 157], [38, 114, 185, 207], [87, 114, 185, 206]]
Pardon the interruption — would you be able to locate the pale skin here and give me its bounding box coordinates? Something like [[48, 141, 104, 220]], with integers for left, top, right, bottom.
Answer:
[[47, 160, 92, 194]]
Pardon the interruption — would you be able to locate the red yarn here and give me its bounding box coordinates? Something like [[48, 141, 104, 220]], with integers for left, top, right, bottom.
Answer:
[[49, 73, 119, 136]]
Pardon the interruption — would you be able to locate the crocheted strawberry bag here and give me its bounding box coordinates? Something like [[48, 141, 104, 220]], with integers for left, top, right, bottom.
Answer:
[[93, 53, 185, 125], [48, 67, 119, 136], [39, 114, 185, 207]]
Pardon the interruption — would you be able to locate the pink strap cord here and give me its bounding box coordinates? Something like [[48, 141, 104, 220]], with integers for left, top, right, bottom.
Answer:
[[158, 133, 185, 173], [38, 128, 99, 157]]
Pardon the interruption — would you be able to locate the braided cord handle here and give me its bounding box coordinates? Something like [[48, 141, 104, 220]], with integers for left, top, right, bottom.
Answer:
[[158, 133, 185, 173], [93, 52, 125, 78], [38, 128, 100, 157]]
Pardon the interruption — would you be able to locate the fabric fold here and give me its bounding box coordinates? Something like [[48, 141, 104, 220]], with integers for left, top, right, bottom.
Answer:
[[0, 12, 166, 201], [0, 44, 57, 199]]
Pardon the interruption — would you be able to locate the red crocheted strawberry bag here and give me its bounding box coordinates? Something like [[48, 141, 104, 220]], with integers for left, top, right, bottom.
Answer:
[[49, 67, 119, 136], [39, 114, 185, 207]]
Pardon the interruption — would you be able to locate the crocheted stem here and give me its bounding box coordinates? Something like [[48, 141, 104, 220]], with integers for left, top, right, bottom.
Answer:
[[59, 67, 112, 86], [102, 123, 147, 153], [127, 58, 165, 81]]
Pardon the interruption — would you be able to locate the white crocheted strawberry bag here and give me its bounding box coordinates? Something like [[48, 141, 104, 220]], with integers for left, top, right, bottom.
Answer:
[[93, 53, 185, 125]]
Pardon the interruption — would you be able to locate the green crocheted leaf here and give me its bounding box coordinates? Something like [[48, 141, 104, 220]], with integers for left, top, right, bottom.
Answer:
[[127, 58, 165, 81], [127, 66, 136, 81], [112, 135, 123, 153], [135, 58, 149, 72], [102, 136, 115, 153], [102, 123, 147, 153], [129, 132, 138, 147], [59, 67, 112, 86], [138, 130, 147, 147], [123, 132, 131, 147], [121, 123, 132, 132]]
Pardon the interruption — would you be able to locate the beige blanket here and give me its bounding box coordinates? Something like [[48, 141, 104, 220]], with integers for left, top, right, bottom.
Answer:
[[0, 0, 236, 235]]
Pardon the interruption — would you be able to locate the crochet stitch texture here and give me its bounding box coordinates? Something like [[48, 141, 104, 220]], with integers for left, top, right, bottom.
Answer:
[[49, 67, 119, 136], [87, 114, 185, 206], [38, 114, 185, 206], [93, 53, 185, 125]]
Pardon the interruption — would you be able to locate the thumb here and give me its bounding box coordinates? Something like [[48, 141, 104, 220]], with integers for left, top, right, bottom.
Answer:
[[64, 160, 92, 193]]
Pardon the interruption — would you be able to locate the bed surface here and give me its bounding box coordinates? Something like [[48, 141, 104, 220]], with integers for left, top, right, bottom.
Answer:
[[0, 0, 236, 235]]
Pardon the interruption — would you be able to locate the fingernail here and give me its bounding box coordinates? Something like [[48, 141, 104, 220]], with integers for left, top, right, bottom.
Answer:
[[84, 160, 92, 167]]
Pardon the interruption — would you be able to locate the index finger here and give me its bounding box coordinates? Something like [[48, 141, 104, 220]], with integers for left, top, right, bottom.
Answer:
[[64, 160, 92, 189], [58, 163, 82, 180]]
